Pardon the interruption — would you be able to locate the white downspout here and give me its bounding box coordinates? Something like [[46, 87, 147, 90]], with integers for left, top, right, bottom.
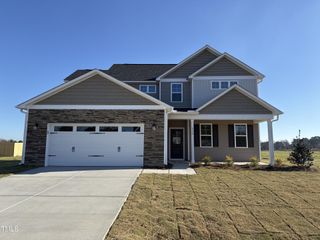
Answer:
[[20, 109, 29, 165]]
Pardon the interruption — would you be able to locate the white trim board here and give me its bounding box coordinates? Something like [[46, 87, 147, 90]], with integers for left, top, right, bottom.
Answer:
[[17, 70, 173, 110], [196, 85, 283, 115], [192, 76, 257, 80], [28, 105, 167, 110], [168, 113, 274, 121], [156, 45, 221, 80]]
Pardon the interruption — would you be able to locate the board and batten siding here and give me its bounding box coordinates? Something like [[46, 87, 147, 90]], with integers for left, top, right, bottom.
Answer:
[[192, 78, 258, 108], [126, 82, 159, 99], [199, 89, 272, 114], [165, 49, 218, 78], [195, 121, 260, 162], [197, 57, 253, 76], [36, 75, 156, 105], [160, 82, 191, 108]]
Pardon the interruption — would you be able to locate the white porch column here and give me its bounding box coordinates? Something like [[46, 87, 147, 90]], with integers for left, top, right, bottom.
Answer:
[[267, 120, 275, 166], [187, 120, 190, 161], [190, 119, 195, 163], [21, 110, 29, 165], [164, 110, 168, 165]]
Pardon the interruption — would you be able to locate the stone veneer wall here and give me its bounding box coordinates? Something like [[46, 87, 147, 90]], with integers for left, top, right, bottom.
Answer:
[[25, 109, 164, 167]]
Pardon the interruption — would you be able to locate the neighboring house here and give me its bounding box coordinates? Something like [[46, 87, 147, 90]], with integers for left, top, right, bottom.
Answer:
[[17, 45, 282, 167]]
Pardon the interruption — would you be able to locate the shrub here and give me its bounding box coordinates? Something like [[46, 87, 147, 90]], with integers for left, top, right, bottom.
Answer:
[[249, 156, 259, 167], [275, 158, 283, 167], [202, 155, 211, 166], [224, 155, 234, 167], [288, 135, 314, 168]]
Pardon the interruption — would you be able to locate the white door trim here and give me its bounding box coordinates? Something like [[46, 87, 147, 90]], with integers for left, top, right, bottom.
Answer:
[[169, 127, 185, 161]]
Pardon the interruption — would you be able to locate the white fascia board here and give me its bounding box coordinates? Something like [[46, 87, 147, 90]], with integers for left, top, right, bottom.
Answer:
[[196, 85, 283, 115], [168, 113, 274, 120], [17, 70, 173, 111], [156, 45, 221, 80], [28, 105, 167, 110], [192, 76, 257, 80], [159, 78, 188, 82], [189, 53, 265, 79], [123, 81, 157, 83]]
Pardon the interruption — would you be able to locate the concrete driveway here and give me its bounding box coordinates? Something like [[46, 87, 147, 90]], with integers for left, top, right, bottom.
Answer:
[[0, 167, 141, 240]]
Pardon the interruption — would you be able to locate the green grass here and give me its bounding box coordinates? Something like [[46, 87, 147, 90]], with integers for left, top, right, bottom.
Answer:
[[0, 156, 34, 177], [107, 168, 320, 240], [261, 150, 320, 168]]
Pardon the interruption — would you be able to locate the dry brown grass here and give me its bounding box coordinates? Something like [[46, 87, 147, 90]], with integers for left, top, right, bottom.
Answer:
[[106, 168, 320, 240]]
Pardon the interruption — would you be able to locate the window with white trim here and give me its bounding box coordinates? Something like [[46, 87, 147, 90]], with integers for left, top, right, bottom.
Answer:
[[139, 85, 157, 93], [234, 124, 248, 148], [211, 81, 238, 90], [171, 83, 183, 102], [200, 124, 212, 147], [221, 81, 229, 89]]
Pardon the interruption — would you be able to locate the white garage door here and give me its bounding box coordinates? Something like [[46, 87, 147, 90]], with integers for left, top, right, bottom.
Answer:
[[46, 123, 144, 167]]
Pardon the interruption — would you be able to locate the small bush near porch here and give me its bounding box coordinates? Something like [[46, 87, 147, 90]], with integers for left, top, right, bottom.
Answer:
[[106, 168, 320, 239]]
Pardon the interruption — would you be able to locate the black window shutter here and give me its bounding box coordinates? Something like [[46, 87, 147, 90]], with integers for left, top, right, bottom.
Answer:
[[212, 124, 219, 147], [228, 125, 235, 147], [194, 124, 200, 147], [247, 125, 254, 148]]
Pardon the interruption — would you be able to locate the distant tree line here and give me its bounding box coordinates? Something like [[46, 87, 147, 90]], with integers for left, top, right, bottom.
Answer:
[[261, 136, 320, 151]]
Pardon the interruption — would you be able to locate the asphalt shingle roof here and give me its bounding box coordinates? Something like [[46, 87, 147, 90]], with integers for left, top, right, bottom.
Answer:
[[64, 64, 176, 82]]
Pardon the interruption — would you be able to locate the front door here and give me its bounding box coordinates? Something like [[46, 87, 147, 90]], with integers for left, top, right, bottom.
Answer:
[[170, 128, 184, 160]]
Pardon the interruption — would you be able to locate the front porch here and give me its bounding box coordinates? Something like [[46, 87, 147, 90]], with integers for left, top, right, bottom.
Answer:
[[166, 117, 277, 166]]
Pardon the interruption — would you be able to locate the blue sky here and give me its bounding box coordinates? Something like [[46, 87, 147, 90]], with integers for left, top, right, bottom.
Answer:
[[0, 0, 319, 142]]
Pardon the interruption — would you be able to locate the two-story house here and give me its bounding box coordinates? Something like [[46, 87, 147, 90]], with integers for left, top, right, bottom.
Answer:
[[17, 45, 282, 167]]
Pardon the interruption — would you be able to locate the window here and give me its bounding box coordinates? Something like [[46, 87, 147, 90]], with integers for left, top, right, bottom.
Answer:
[[221, 81, 229, 89], [234, 124, 248, 148], [200, 124, 212, 147], [122, 126, 141, 132], [171, 83, 183, 102], [99, 126, 118, 132], [54, 126, 73, 132], [211, 81, 238, 90], [76, 126, 96, 132], [139, 85, 156, 93], [230, 81, 238, 87], [211, 82, 220, 89]]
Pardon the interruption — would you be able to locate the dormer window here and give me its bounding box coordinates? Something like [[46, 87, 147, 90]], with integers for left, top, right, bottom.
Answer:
[[139, 85, 157, 93], [211, 81, 238, 90], [171, 83, 183, 102], [221, 81, 229, 89]]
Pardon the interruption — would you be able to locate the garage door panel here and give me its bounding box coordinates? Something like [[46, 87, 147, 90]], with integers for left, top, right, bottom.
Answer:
[[46, 124, 144, 167]]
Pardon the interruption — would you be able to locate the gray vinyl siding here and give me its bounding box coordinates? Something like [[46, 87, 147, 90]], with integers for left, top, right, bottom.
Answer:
[[195, 121, 260, 161], [199, 89, 272, 114], [198, 57, 253, 76], [192, 78, 258, 108], [36, 75, 156, 105], [165, 50, 218, 78], [160, 82, 191, 108], [126, 82, 159, 99], [168, 120, 188, 160]]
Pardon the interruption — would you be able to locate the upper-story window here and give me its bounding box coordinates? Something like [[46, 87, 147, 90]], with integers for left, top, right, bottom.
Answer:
[[139, 85, 157, 93], [211, 81, 238, 90], [171, 83, 183, 102]]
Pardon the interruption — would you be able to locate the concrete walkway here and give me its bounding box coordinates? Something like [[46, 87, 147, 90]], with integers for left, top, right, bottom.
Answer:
[[142, 161, 196, 175], [0, 167, 141, 240]]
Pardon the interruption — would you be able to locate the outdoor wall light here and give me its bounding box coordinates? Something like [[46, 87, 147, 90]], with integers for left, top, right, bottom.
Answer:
[[152, 124, 157, 131], [33, 123, 39, 130]]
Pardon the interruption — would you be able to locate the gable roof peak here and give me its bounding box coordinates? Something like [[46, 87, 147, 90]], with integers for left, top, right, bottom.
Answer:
[[156, 45, 222, 80]]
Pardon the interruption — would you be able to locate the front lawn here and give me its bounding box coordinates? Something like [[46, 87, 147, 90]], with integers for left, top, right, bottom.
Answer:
[[0, 156, 34, 177], [107, 168, 320, 239], [261, 150, 320, 168]]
